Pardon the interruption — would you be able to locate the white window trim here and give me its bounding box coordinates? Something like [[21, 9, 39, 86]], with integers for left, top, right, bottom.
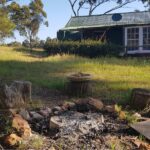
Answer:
[[124, 26, 150, 54]]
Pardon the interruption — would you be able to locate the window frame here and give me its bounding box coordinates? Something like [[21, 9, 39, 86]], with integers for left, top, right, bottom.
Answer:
[[125, 25, 150, 54]]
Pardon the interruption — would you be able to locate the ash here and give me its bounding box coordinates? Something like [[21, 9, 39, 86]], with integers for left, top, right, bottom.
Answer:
[[55, 111, 105, 138]]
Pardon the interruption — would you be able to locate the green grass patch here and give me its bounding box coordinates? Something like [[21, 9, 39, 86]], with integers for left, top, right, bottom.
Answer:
[[0, 46, 150, 104]]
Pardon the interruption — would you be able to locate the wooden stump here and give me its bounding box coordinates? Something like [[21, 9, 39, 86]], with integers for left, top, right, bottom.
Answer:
[[131, 88, 150, 110], [67, 73, 93, 97], [0, 80, 32, 109]]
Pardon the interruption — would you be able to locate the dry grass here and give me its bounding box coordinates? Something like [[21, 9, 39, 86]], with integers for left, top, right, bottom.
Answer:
[[0, 46, 150, 104]]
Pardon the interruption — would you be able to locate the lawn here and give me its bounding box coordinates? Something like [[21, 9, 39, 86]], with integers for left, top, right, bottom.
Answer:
[[0, 46, 150, 104]]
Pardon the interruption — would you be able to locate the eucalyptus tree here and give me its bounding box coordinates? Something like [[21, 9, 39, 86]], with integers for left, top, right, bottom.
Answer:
[[9, 0, 48, 50], [68, 0, 144, 16], [0, 0, 15, 42]]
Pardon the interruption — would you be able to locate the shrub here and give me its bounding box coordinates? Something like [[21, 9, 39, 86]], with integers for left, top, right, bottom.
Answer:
[[7, 41, 22, 47], [44, 40, 124, 57]]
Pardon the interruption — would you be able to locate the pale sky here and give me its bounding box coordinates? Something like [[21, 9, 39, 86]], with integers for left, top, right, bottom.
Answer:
[[8, 0, 147, 43]]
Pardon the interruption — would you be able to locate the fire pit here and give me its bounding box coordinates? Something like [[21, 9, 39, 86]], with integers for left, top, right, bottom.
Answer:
[[50, 111, 105, 138], [67, 72, 93, 97], [47, 104, 134, 150]]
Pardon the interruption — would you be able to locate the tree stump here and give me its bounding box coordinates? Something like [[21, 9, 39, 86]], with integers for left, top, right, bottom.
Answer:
[[0, 80, 32, 109], [67, 72, 93, 97], [131, 88, 150, 110]]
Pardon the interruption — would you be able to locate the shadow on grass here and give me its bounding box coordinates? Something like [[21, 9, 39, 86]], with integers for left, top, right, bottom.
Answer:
[[13, 47, 150, 67], [13, 47, 49, 58], [0, 59, 144, 104]]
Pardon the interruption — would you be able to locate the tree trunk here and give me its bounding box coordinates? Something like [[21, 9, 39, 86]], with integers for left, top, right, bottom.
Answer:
[[29, 35, 32, 52]]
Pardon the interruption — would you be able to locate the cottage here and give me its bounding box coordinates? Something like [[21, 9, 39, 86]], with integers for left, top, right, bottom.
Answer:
[[57, 11, 150, 55]]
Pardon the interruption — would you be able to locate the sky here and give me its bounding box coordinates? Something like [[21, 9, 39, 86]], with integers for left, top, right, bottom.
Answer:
[[8, 0, 147, 43]]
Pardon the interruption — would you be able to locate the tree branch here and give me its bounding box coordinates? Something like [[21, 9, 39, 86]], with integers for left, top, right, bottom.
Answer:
[[77, 1, 86, 16], [104, 0, 136, 14], [68, 0, 78, 16], [89, 0, 110, 15]]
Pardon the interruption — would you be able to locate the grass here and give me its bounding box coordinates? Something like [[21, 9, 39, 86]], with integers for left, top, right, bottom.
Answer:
[[1, 46, 150, 104]]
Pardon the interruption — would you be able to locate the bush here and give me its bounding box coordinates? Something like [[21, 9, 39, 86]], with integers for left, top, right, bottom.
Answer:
[[44, 40, 124, 57], [7, 41, 22, 47]]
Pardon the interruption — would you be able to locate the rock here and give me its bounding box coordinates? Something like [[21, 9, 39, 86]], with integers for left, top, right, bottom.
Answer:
[[75, 99, 90, 112], [19, 108, 31, 121], [75, 98, 104, 112], [4, 133, 22, 146], [9, 109, 18, 115], [12, 114, 32, 138], [0, 144, 4, 150], [52, 106, 62, 112], [0, 80, 32, 109], [105, 105, 115, 113], [118, 111, 126, 120], [132, 113, 141, 118], [49, 116, 64, 130], [131, 88, 150, 110], [53, 111, 61, 115], [61, 102, 76, 111], [49, 146, 56, 150], [29, 111, 44, 120], [39, 108, 52, 118], [45, 107, 52, 114], [88, 98, 104, 111]]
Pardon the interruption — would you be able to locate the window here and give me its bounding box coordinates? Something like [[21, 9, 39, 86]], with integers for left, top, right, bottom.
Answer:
[[127, 28, 139, 51], [143, 27, 150, 50], [125, 26, 150, 52]]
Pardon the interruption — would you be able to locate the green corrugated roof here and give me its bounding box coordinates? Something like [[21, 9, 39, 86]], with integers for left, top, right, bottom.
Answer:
[[62, 11, 150, 30]]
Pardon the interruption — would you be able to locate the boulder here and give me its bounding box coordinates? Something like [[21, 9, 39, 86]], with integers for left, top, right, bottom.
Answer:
[[131, 88, 150, 110], [75, 98, 104, 112], [0, 80, 32, 109], [52, 106, 62, 112], [39, 107, 52, 118], [105, 105, 115, 113], [12, 114, 32, 138], [88, 98, 104, 111], [19, 108, 31, 121], [29, 111, 44, 120], [4, 133, 22, 146], [49, 116, 64, 130], [61, 102, 76, 111]]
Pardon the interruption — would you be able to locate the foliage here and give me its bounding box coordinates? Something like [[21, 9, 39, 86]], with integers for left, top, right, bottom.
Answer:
[[44, 40, 123, 57], [7, 41, 22, 47], [18, 135, 44, 150], [125, 112, 138, 124], [8, 0, 48, 49], [22, 38, 45, 48], [0, 115, 13, 136], [0, 8, 15, 42], [141, 0, 150, 9], [22, 40, 30, 48], [68, 0, 139, 16], [114, 104, 139, 124]]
